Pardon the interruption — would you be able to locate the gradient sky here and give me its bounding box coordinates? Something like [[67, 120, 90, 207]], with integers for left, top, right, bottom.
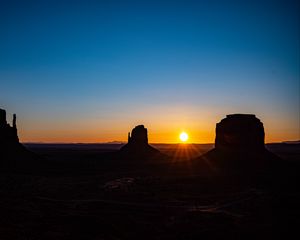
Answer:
[[0, 0, 299, 143]]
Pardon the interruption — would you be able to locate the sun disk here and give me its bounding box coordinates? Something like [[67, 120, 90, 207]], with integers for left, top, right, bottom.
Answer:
[[179, 132, 188, 142]]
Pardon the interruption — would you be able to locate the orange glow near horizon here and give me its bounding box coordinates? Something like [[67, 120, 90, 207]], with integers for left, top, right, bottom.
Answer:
[[19, 128, 298, 144], [16, 110, 299, 144], [18, 127, 213, 144], [18, 127, 296, 144]]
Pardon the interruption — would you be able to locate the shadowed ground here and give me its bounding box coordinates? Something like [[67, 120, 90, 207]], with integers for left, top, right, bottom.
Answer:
[[0, 143, 299, 240], [1, 116, 299, 239]]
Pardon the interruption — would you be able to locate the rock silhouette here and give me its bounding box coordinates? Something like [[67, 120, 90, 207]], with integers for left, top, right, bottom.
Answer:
[[199, 114, 282, 175], [0, 108, 35, 168], [119, 125, 161, 159], [215, 114, 265, 152], [0, 109, 19, 145], [128, 125, 148, 145]]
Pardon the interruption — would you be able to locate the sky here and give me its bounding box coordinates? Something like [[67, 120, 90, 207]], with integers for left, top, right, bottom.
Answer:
[[0, 0, 299, 143]]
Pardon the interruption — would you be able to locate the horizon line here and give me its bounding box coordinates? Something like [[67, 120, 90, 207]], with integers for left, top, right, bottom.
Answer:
[[21, 140, 300, 145]]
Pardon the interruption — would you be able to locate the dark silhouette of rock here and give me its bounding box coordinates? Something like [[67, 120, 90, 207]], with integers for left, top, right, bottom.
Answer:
[[198, 114, 282, 175], [0, 109, 19, 147], [0, 108, 36, 169], [128, 125, 148, 145], [119, 125, 161, 159], [0, 108, 7, 125], [215, 114, 265, 152]]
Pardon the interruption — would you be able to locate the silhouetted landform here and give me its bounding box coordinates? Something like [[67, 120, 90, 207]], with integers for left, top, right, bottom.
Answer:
[[119, 125, 162, 159], [282, 140, 300, 144], [0, 108, 36, 168], [197, 114, 283, 175], [0, 108, 19, 145], [215, 114, 265, 152], [0, 117, 299, 239]]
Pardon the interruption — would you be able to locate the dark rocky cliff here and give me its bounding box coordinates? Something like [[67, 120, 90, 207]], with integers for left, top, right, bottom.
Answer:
[[215, 114, 265, 152], [119, 125, 161, 159], [199, 114, 282, 175], [0, 108, 36, 168], [0, 109, 19, 146]]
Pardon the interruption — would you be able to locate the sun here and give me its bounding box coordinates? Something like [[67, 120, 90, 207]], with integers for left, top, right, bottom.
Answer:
[[179, 132, 188, 142]]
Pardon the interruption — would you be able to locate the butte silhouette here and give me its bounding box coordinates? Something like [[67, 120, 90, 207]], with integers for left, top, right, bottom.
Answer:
[[0, 108, 35, 168], [118, 125, 162, 159], [198, 114, 282, 175]]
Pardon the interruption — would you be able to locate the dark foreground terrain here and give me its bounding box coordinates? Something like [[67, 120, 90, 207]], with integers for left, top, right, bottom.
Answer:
[[0, 143, 299, 239]]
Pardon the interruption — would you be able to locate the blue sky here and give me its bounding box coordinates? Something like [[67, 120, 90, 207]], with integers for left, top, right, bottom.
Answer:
[[0, 0, 299, 142]]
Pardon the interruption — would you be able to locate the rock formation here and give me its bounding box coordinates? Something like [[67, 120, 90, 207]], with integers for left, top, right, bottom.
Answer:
[[215, 114, 265, 153], [199, 114, 281, 175], [0, 108, 35, 168], [119, 125, 161, 158], [0, 109, 19, 146], [127, 125, 148, 145]]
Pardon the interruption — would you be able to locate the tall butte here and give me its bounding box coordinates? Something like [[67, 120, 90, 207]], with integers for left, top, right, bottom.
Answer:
[[0, 108, 19, 146], [119, 125, 161, 159], [0, 108, 35, 168], [215, 114, 265, 153], [200, 114, 281, 174]]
